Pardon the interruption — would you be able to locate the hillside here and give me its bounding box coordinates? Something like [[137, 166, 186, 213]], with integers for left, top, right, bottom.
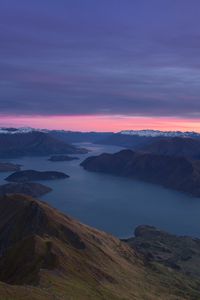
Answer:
[[0, 194, 200, 299], [81, 149, 200, 197], [0, 131, 87, 158]]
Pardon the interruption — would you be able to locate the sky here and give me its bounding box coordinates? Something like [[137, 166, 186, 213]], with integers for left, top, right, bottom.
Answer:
[[1, 0, 200, 132]]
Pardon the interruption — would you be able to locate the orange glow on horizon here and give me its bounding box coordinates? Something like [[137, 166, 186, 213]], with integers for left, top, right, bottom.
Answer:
[[0, 114, 200, 133]]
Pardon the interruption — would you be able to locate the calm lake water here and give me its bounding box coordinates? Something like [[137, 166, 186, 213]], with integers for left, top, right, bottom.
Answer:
[[0, 143, 200, 238]]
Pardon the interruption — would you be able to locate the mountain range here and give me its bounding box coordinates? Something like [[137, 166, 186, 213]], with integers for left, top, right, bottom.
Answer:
[[2, 127, 200, 153], [1, 127, 200, 138], [120, 129, 200, 138]]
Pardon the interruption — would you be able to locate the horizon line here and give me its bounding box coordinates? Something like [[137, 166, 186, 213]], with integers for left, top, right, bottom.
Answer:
[[0, 114, 200, 133]]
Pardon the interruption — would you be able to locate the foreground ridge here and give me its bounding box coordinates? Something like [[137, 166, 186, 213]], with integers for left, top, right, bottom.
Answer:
[[0, 194, 200, 299]]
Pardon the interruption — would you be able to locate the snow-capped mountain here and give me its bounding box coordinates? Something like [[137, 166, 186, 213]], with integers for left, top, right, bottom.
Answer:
[[0, 127, 48, 134], [119, 129, 200, 138], [0, 127, 200, 139]]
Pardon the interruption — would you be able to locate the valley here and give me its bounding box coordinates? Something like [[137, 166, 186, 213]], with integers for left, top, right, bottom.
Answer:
[[1, 143, 200, 238]]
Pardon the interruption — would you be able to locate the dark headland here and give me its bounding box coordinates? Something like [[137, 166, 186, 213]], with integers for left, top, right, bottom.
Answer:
[[81, 149, 200, 197]]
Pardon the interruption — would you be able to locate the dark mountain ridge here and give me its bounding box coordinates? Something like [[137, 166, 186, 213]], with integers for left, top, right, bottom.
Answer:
[[95, 133, 155, 148], [50, 130, 113, 143]]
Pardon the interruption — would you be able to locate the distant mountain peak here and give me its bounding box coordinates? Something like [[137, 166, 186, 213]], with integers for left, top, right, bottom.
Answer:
[[0, 127, 47, 134], [119, 129, 199, 138]]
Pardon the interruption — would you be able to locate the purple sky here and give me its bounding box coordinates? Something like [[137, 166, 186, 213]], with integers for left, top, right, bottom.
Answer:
[[1, 0, 200, 127]]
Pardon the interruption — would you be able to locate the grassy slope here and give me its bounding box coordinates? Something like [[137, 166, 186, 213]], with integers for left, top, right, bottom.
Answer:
[[0, 194, 200, 300]]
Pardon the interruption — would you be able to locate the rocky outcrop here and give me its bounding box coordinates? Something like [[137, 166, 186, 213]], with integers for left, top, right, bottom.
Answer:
[[5, 170, 69, 182], [124, 225, 200, 278]]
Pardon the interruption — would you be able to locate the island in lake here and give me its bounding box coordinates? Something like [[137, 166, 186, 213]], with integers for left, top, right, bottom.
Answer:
[[48, 155, 79, 161], [5, 170, 69, 182], [0, 182, 52, 197]]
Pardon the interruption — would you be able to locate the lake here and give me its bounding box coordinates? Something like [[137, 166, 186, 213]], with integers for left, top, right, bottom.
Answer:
[[0, 143, 200, 238]]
